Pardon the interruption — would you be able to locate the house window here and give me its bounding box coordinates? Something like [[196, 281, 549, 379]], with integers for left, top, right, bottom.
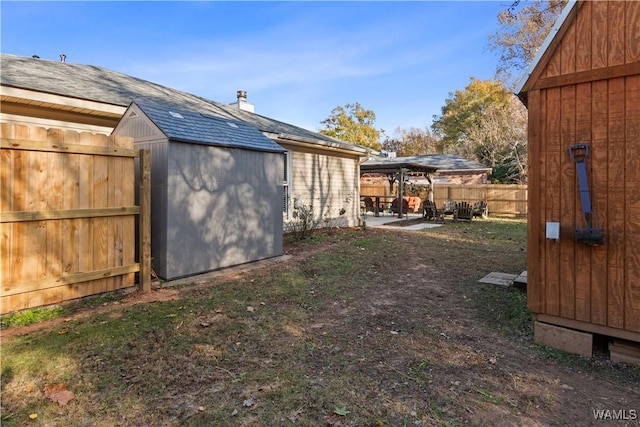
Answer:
[[283, 151, 291, 217]]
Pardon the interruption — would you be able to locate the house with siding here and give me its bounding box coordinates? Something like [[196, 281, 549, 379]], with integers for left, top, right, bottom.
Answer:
[[516, 0, 640, 358], [1, 53, 369, 279]]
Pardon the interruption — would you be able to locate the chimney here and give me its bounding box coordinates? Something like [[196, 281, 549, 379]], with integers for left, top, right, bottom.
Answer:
[[230, 90, 255, 113]]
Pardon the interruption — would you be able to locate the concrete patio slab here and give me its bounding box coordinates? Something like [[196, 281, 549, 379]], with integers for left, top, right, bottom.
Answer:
[[362, 212, 442, 231]]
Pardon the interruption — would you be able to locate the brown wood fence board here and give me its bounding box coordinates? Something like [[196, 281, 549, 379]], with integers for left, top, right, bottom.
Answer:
[[361, 183, 528, 217], [0, 207, 140, 222], [2, 264, 140, 297], [139, 149, 152, 293], [0, 124, 149, 314], [93, 152, 108, 294], [0, 139, 139, 157], [46, 146, 64, 287], [107, 158, 117, 291]]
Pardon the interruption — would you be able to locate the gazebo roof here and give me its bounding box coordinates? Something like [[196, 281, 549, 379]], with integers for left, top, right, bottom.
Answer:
[[361, 154, 491, 175]]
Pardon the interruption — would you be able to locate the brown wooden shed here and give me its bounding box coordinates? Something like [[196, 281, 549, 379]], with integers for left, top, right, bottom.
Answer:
[[517, 0, 640, 351]]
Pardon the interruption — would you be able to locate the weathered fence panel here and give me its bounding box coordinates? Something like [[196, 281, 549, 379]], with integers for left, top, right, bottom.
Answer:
[[0, 124, 150, 314], [361, 183, 528, 217]]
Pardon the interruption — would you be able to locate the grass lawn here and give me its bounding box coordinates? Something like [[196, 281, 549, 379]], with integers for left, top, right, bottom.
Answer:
[[2, 217, 639, 426]]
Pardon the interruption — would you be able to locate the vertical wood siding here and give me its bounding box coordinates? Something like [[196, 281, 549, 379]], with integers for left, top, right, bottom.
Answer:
[[527, 1, 640, 335]]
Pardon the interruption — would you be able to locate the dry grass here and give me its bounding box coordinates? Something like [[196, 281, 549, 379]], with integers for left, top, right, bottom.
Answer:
[[2, 218, 639, 426]]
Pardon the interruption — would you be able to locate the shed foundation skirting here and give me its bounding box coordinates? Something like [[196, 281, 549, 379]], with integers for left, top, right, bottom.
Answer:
[[609, 340, 640, 366], [534, 321, 593, 358], [533, 314, 640, 344]]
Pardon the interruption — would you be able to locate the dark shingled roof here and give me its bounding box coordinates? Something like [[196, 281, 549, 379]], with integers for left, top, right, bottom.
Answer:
[[133, 101, 285, 153], [1, 53, 367, 154], [361, 154, 491, 175]]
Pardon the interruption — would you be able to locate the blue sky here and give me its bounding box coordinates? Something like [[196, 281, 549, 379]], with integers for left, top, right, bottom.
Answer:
[[1, 1, 509, 135]]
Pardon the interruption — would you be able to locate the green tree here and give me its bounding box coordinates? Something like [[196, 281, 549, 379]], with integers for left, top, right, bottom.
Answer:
[[466, 95, 528, 183], [488, 0, 567, 89], [319, 103, 382, 150], [432, 78, 511, 153], [382, 127, 439, 157], [431, 78, 527, 183]]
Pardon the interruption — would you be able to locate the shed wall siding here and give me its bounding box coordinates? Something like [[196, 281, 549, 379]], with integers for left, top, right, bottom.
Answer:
[[165, 143, 283, 279], [133, 139, 170, 278], [115, 105, 172, 279], [289, 150, 360, 227], [527, 1, 640, 338]]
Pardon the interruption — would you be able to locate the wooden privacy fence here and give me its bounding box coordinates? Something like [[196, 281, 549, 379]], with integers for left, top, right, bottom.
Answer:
[[0, 124, 150, 315], [360, 183, 528, 217], [433, 184, 527, 217]]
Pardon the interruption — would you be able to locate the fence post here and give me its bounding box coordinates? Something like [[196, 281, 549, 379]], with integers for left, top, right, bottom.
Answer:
[[139, 149, 152, 292]]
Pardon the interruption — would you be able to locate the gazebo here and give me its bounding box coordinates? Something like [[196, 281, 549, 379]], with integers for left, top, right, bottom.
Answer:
[[360, 154, 491, 218]]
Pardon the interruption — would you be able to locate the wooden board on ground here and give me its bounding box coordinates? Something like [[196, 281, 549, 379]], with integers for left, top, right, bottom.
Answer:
[[478, 272, 517, 287]]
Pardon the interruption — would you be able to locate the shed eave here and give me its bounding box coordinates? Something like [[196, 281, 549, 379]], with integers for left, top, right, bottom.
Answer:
[[0, 84, 127, 113], [1, 84, 127, 118]]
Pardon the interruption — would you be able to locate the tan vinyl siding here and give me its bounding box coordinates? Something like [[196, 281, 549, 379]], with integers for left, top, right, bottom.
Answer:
[[289, 150, 360, 227]]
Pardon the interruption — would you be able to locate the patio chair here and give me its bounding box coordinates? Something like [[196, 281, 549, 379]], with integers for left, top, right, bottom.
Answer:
[[455, 201, 473, 221], [363, 197, 375, 213], [472, 200, 488, 219], [391, 198, 409, 215], [422, 200, 442, 221], [441, 199, 457, 218]]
